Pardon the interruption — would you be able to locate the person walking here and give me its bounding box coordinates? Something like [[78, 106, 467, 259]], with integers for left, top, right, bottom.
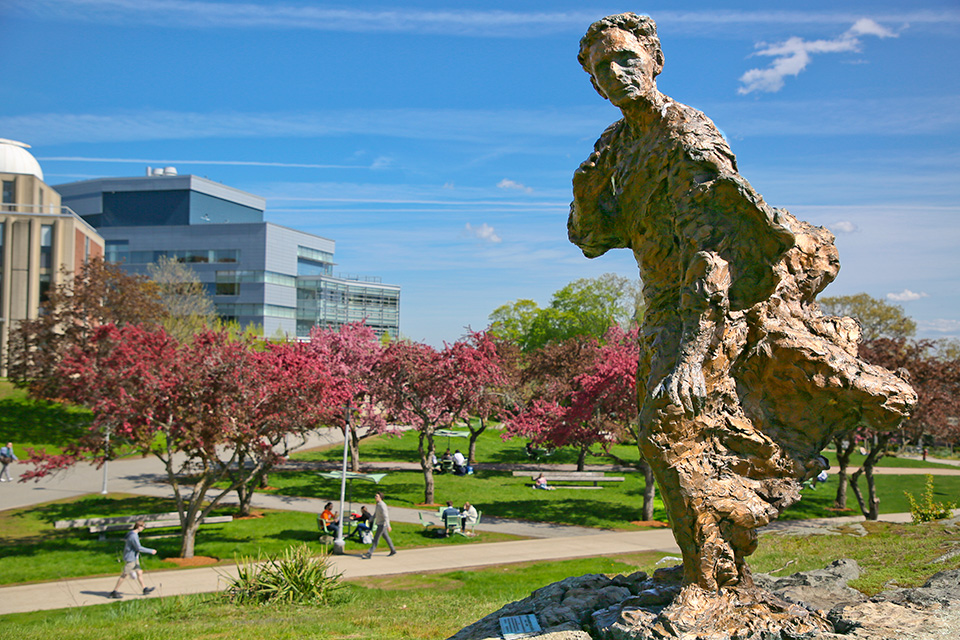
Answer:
[[0, 442, 17, 482], [109, 520, 158, 599], [361, 492, 396, 559]]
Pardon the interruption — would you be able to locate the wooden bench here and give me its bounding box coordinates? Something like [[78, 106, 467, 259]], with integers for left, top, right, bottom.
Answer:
[[512, 471, 625, 488], [55, 512, 233, 540]]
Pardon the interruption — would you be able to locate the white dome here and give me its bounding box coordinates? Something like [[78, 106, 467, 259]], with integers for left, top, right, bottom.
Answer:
[[0, 138, 44, 181]]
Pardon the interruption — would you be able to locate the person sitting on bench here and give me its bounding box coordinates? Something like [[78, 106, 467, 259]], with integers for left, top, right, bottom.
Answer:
[[320, 502, 339, 536]]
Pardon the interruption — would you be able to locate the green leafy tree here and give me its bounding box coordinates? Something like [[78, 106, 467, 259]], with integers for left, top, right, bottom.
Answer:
[[820, 293, 916, 511], [489, 273, 643, 351], [819, 293, 916, 342], [488, 299, 540, 347]]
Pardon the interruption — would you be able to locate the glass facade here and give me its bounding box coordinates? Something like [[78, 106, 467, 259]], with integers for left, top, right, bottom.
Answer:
[[296, 275, 400, 339], [106, 244, 239, 265], [58, 175, 399, 339]]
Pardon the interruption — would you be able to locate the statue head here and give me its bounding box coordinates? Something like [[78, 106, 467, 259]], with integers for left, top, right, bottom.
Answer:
[[578, 13, 664, 107]]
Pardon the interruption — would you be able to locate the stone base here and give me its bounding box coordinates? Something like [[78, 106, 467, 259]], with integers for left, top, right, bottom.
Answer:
[[447, 561, 960, 640], [593, 568, 831, 640]]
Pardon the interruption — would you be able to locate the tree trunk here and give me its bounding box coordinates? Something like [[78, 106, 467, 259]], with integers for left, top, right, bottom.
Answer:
[[849, 433, 889, 520], [349, 424, 361, 472], [640, 459, 656, 521], [468, 416, 486, 465], [576, 444, 588, 471], [833, 435, 855, 510], [179, 522, 199, 558], [236, 481, 253, 517], [418, 430, 437, 505]]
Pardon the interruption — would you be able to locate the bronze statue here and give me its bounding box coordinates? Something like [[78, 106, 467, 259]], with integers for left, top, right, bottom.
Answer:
[[569, 12, 916, 634]]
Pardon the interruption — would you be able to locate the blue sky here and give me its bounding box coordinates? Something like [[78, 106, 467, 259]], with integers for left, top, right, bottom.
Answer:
[[2, 1, 958, 345]]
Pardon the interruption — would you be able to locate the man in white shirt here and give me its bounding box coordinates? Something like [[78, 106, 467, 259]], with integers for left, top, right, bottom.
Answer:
[[452, 449, 467, 475], [361, 492, 396, 558]]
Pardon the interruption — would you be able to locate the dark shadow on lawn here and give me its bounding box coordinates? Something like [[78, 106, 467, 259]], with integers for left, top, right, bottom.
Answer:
[[0, 397, 91, 447], [477, 496, 667, 529]]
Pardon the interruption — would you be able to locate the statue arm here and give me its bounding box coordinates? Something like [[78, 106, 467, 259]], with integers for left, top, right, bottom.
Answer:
[[652, 250, 731, 415], [569, 126, 630, 257]]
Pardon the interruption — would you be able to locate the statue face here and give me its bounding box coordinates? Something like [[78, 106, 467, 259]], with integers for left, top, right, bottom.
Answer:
[[584, 28, 658, 106]]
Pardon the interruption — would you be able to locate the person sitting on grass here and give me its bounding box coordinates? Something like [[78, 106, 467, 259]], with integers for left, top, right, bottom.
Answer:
[[534, 473, 555, 490], [109, 520, 157, 599], [320, 502, 339, 536], [452, 449, 467, 475]]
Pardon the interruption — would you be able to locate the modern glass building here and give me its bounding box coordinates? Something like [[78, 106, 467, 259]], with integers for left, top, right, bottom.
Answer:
[[55, 172, 399, 339]]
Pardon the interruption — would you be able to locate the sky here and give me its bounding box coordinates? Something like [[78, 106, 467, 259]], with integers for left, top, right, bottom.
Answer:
[[2, 0, 958, 345]]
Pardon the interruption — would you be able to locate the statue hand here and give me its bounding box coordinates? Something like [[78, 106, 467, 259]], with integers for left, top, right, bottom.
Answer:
[[652, 360, 706, 416]]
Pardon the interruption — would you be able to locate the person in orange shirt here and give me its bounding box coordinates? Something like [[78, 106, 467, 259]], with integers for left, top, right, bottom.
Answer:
[[319, 502, 339, 536]]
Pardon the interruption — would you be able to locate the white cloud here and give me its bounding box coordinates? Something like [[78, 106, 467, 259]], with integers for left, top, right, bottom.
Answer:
[[738, 19, 898, 94], [828, 220, 858, 233], [11, 2, 958, 37], [465, 223, 502, 243], [847, 18, 898, 38], [886, 289, 929, 302], [497, 178, 533, 194], [918, 318, 960, 334], [0, 107, 609, 146]]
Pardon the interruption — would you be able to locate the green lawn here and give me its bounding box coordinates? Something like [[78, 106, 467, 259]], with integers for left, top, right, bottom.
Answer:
[[821, 448, 958, 470], [0, 379, 92, 456], [0, 493, 522, 586], [1, 518, 957, 640], [294, 424, 644, 467], [265, 467, 670, 529], [278, 428, 960, 526]]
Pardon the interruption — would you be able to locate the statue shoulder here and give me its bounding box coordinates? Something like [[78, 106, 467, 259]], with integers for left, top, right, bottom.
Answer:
[[577, 118, 630, 171], [667, 102, 738, 174]]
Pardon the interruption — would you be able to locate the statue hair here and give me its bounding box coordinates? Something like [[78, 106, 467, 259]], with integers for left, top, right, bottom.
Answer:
[[578, 13, 664, 78]]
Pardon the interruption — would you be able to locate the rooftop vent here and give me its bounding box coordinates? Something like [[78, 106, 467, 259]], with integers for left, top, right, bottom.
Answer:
[[146, 166, 178, 176]]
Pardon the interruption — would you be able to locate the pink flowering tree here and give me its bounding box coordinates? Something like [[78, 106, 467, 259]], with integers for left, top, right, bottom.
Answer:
[[23, 325, 348, 557], [445, 331, 505, 465], [506, 327, 657, 519], [308, 322, 387, 471], [373, 333, 502, 504]]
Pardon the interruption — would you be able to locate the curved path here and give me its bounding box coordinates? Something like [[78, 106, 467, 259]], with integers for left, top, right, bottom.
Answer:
[[1, 430, 956, 616]]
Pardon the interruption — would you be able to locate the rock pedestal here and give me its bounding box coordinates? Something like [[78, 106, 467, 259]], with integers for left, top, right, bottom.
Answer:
[[448, 561, 960, 640]]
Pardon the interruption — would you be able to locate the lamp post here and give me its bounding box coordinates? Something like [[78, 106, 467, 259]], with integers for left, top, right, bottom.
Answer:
[[100, 426, 111, 495], [332, 403, 350, 555]]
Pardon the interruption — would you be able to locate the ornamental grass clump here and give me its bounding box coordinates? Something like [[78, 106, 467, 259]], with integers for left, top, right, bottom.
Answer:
[[225, 543, 343, 605], [904, 475, 957, 524]]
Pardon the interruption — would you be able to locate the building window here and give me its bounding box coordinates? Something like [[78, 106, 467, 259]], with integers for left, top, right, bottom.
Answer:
[[0, 223, 4, 311], [215, 271, 239, 296], [39, 224, 54, 269], [213, 249, 239, 263], [2, 180, 14, 211], [216, 282, 239, 296], [39, 273, 52, 304], [105, 240, 129, 264]]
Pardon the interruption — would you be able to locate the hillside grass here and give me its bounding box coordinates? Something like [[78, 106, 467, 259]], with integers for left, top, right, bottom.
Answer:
[[0, 493, 521, 586], [1, 518, 957, 640]]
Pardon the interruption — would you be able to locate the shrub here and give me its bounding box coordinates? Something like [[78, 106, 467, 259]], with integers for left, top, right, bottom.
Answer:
[[224, 544, 343, 605], [904, 475, 957, 524]]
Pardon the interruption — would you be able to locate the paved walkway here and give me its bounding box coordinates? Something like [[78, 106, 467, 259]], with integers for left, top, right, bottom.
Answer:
[[1, 433, 957, 616]]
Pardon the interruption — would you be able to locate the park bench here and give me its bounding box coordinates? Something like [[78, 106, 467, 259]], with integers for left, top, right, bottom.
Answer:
[[55, 512, 233, 540], [512, 470, 625, 489]]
